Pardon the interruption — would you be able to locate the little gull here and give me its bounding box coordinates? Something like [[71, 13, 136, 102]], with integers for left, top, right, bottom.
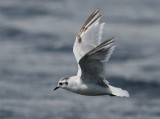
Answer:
[[54, 9, 129, 97]]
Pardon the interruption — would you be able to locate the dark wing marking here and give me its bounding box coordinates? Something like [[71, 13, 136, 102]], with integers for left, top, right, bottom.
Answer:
[[77, 9, 103, 43]]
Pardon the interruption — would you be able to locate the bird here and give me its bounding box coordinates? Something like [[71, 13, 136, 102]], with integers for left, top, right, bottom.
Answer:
[[54, 9, 129, 97]]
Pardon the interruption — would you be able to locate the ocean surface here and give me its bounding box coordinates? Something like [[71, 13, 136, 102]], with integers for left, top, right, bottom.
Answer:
[[0, 0, 160, 119]]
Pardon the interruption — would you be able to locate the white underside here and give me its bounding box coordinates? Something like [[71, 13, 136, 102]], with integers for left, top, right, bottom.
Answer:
[[64, 81, 111, 96], [63, 77, 129, 97], [65, 85, 129, 97]]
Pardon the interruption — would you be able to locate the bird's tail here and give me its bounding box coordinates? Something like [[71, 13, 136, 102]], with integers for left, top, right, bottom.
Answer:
[[108, 85, 129, 97]]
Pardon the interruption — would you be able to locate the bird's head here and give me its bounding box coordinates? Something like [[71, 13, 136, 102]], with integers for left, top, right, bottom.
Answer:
[[54, 77, 69, 91]]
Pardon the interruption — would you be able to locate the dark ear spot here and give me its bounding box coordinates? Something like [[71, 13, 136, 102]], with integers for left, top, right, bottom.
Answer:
[[65, 82, 68, 85], [59, 83, 63, 85]]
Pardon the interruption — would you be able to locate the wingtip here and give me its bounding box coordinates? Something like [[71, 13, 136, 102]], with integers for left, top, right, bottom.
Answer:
[[95, 8, 103, 12], [109, 36, 115, 43], [77, 9, 103, 43], [95, 8, 101, 13]]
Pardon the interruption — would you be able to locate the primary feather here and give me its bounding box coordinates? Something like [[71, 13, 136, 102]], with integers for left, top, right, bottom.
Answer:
[[73, 9, 105, 76]]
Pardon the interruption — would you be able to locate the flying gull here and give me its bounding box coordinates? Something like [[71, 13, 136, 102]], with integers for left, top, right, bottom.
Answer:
[[54, 9, 129, 97]]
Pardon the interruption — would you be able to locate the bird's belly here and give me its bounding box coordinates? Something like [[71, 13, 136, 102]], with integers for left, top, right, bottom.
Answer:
[[71, 84, 110, 96]]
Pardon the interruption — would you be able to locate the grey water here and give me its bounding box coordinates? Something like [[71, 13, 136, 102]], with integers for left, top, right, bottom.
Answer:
[[0, 0, 160, 119]]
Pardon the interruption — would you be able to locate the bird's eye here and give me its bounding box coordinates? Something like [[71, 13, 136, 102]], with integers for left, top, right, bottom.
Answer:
[[65, 82, 68, 85], [59, 83, 63, 85]]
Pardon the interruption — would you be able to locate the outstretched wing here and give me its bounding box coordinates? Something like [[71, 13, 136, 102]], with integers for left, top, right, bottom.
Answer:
[[73, 9, 105, 76], [79, 37, 115, 87]]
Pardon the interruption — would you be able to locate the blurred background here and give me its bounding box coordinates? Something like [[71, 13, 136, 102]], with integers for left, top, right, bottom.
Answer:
[[0, 0, 160, 119]]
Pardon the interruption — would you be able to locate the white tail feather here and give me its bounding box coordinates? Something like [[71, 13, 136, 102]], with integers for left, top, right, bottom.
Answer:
[[109, 85, 129, 97]]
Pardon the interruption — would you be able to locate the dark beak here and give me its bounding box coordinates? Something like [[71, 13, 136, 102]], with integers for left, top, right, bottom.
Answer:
[[53, 86, 60, 91]]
